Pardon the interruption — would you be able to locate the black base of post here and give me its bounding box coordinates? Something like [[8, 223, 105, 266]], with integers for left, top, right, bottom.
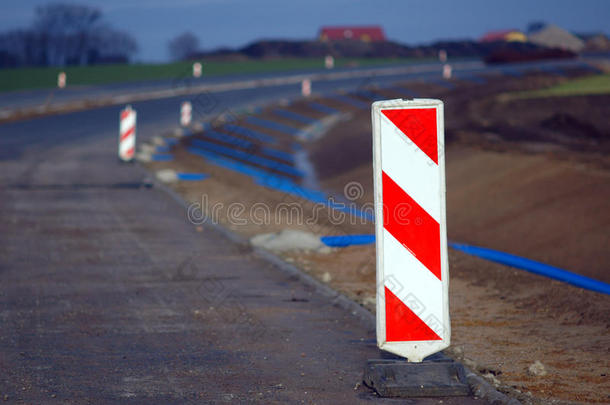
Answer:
[[363, 357, 471, 398]]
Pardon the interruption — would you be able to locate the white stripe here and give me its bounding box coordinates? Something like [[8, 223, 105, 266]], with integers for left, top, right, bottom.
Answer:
[[119, 135, 135, 155], [380, 113, 441, 223], [181, 112, 191, 126], [383, 229, 444, 338], [120, 111, 136, 135]]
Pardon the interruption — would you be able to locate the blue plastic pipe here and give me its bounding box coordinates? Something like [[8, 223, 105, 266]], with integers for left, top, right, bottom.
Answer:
[[316, 234, 610, 295], [176, 173, 209, 181], [320, 234, 376, 248], [449, 242, 610, 295], [151, 154, 173, 161]]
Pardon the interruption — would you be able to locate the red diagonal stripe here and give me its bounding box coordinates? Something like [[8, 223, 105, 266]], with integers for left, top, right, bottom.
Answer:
[[121, 110, 131, 120], [382, 171, 441, 280], [385, 286, 441, 341], [381, 108, 438, 164], [125, 146, 135, 158], [120, 127, 134, 142]]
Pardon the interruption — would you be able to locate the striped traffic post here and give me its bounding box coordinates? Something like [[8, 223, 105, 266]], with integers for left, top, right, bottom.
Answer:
[[180, 101, 192, 127], [443, 64, 452, 79], [301, 79, 311, 97], [193, 62, 202, 78], [371, 99, 449, 362], [119, 105, 136, 162], [57, 71, 66, 89]]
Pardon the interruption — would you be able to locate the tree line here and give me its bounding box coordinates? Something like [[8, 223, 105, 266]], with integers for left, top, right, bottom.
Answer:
[[0, 3, 138, 68]]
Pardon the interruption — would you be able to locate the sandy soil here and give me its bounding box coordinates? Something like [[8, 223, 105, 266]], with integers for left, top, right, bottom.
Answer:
[[145, 67, 610, 404]]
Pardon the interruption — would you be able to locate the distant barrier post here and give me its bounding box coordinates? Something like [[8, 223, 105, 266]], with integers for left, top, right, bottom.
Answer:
[[181, 101, 192, 127], [193, 62, 202, 78], [57, 72, 66, 89], [442, 64, 452, 79], [119, 105, 136, 162], [301, 79, 311, 97]]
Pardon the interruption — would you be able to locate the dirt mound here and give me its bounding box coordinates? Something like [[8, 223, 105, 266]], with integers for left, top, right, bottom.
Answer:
[[197, 38, 566, 61], [472, 94, 610, 157], [541, 112, 605, 140], [308, 113, 372, 179]]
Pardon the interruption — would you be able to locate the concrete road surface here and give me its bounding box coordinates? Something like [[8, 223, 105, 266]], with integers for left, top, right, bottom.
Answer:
[[0, 94, 491, 401]]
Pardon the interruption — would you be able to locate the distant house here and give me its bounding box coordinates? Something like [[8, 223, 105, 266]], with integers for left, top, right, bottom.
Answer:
[[318, 26, 386, 42], [576, 32, 610, 52], [528, 24, 585, 53], [480, 29, 527, 43]]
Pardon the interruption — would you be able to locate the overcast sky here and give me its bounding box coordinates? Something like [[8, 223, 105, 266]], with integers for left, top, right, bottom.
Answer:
[[2, 0, 609, 62]]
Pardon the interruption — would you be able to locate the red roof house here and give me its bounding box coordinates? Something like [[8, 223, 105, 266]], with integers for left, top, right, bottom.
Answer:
[[319, 26, 386, 42], [480, 29, 527, 43]]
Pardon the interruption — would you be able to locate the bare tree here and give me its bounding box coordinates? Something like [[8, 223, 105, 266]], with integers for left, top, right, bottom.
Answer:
[[0, 3, 139, 67], [168, 32, 199, 61], [33, 3, 102, 65], [90, 26, 138, 63]]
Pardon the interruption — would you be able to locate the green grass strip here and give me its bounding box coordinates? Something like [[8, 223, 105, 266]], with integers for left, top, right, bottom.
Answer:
[[502, 73, 610, 100], [0, 57, 433, 93]]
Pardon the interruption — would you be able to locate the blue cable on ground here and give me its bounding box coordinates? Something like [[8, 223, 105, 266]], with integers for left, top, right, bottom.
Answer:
[[151, 154, 173, 161], [449, 242, 610, 295], [320, 234, 376, 247], [315, 234, 610, 295], [176, 173, 209, 181]]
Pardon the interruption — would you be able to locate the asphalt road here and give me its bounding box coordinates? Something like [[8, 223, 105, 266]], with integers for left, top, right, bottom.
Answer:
[[0, 98, 490, 403]]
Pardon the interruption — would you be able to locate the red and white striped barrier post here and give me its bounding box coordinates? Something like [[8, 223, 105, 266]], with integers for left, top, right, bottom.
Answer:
[[57, 71, 66, 89], [324, 55, 335, 69], [180, 101, 192, 127], [119, 105, 136, 162], [193, 62, 202, 78], [372, 99, 449, 362], [442, 64, 452, 80], [301, 79, 311, 97]]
